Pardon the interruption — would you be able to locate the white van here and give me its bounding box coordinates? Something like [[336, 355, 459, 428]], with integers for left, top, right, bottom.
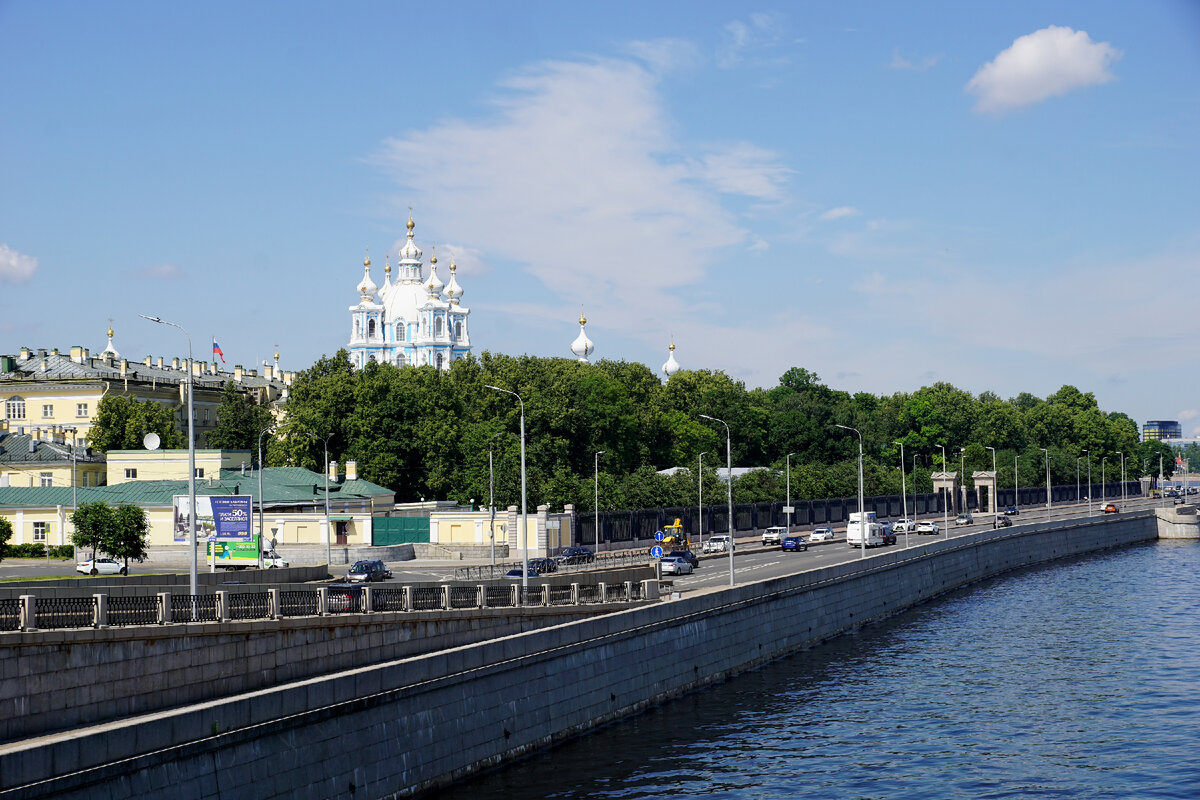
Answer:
[[703, 535, 734, 554], [761, 527, 787, 546], [846, 511, 884, 548]]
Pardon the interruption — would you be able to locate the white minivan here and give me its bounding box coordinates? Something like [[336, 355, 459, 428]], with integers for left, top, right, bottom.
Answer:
[[845, 511, 884, 548], [761, 526, 787, 546]]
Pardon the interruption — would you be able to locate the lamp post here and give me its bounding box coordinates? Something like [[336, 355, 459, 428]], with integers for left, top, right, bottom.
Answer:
[[1101, 457, 1107, 507], [1085, 450, 1092, 516], [1159, 454, 1165, 508], [486, 385, 528, 593], [258, 422, 290, 569], [785, 452, 797, 533], [1040, 448, 1050, 511], [1014, 454, 1020, 515], [939, 444, 948, 535], [488, 433, 501, 567], [697, 451, 706, 549], [960, 448, 967, 517], [699, 414, 734, 586], [299, 432, 333, 569], [141, 314, 197, 597], [594, 450, 605, 554], [837, 425, 866, 558], [986, 446, 997, 521], [1116, 450, 1124, 509], [894, 441, 907, 547], [1076, 456, 1082, 506]]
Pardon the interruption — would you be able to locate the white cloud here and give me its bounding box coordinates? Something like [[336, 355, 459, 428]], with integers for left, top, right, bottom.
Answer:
[[625, 38, 702, 74], [718, 13, 788, 69], [130, 263, 181, 280], [820, 206, 860, 221], [1179, 409, 1199, 421], [0, 244, 37, 283], [377, 55, 788, 344], [966, 26, 1121, 114], [888, 49, 942, 71]]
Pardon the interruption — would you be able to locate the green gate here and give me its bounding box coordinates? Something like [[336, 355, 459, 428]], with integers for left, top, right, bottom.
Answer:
[[372, 516, 430, 545]]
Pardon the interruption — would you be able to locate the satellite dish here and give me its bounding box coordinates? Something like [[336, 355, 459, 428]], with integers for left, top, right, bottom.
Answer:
[[143, 432, 161, 451]]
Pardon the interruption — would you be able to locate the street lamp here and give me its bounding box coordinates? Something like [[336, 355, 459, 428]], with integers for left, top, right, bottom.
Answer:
[[986, 446, 997, 520], [140, 313, 197, 597], [1039, 447, 1050, 511], [1014, 454, 1020, 514], [939, 444, 948, 535], [1085, 450, 1092, 516], [594, 450, 605, 554], [299, 431, 333, 570], [699, 414, 735, 586], [697, 451, 707, 549], [785, 452, 797, 533], [960, 448, 967, 516], [1101, 456, 1107, 507], [894, 441, 907, 546], [486, 385, 528, 593], [1116, 450, 1124, 509], [488, 433, 501, 567], [258, 422, 291, 569], [837, 425, 866, 558]]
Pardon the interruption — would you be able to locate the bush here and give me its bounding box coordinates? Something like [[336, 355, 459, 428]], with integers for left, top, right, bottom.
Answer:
[[50, 544, 75, 559], [0, 543, 75, 559]]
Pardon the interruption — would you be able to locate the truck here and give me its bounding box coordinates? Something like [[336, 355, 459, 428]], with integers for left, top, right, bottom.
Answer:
[[205, 538, 289, 570], [649, 518, 692, 556], [845, 511, 884, 548]]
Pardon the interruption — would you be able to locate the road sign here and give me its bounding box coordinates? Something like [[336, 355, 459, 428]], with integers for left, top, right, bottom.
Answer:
[[654, 531, 665, 541], [650, 545, 664, 558], [782, 506, 795, 513]]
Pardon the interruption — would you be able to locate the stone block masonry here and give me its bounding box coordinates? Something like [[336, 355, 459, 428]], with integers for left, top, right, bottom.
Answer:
[[0, 512, 1160, 799]]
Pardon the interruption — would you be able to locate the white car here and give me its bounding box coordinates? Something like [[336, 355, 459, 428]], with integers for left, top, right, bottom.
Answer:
[[761, 526, 787, 546], [916, 521, 939, 535], [659, 555, 694, 575], [954, 513, 973, 526], [809, 527, 835, 542], [76, 557, 125, 575], [893, 519, 917, 533], [702, 535, 734, 554]]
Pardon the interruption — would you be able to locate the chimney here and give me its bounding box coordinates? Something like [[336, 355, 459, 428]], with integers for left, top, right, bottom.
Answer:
[[264, 364, 274, 380], [234, 364, 243, 380], [51, 347, 59, 356], [120, 359, 128, 377], [345, 460, 358, 481], [19, 346, 30, 359], [143, 355, 152, 366], [40, 357, 48, 372], [328, 460, 338, 482], [172, 357, 180, 369], [83, 348, 90, 360], [157, 357, 164, 368], [70, 346, 84, 363]]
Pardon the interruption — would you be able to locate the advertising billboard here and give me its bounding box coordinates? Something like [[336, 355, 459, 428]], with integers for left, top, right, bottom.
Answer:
[[173, 495, 254, 542]]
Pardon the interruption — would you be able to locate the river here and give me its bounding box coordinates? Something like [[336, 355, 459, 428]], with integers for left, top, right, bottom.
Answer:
[[439, 540, 1200, 799]]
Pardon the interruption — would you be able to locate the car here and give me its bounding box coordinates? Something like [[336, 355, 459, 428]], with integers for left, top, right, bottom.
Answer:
[[702, 535, 734, 554], [1004, 506, 1019, 516], [370, 559, 392, 579], [1103, 503, 1119, 514], [893, 519, 916, 533], [955, 513, 973, 526], [1189, 487, 1198, 495], [994, 515, 1013, 528], [881, 527, 897, 545], [780, 536, 808, 552], [527, 557, 558, 574], [555, 546, 596, 565], [76, 557, 125, 576], [659, 555, 694, 575], [809, 527, 835, 541], [345, 560, 386, 582], [916, 521, 939, 535], [666, 550, 699, 568], [504, 567, 540, 580], [761, 526, 787, 546], [1174, 496, 1186, 505], [325, 583, 364, 613]]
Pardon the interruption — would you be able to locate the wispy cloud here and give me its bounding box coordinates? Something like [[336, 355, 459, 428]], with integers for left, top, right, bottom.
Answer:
[[0, 244, 37, 283], [718, 13, 789, 69], [129, 263, 181, 280], [966, 26, 1121, 114], [820, 206, 860, 221], [1180, 409, 1199, 422], [625, 38, 703, 74], [888, 49, 942, 72]]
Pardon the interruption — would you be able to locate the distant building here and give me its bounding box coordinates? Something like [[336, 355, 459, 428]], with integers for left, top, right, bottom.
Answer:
[[0, 427, 105, 489], [1144, 420, 1182, 442]]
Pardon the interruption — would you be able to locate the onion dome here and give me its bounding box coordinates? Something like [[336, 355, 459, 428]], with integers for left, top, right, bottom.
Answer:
[[101, 320, 119, 359], [379, 255, 393, 299], [444, 257, 463, 304], [662, 338, 681, 377], [397, 211, 423, 277], [356, 249, 378, 301], [570, 310, 594, 363], [423, 246, 444, 297]]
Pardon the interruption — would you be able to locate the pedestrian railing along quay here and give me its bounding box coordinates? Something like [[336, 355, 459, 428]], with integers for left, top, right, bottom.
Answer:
[[455, 548, 654, 581], [0, 580, 658, 633]]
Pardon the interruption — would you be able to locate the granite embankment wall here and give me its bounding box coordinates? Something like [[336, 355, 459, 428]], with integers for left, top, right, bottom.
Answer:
[[0, 512, 1160, 800]]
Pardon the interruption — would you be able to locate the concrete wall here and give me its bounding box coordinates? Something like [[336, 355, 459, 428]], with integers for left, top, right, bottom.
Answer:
[[0, 512, 1160, 799]]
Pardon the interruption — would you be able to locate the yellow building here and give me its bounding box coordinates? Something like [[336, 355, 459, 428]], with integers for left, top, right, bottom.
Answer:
[[429, 504, 576, 557], [0, 425, 106, 489], [104, 449, 252, 485]]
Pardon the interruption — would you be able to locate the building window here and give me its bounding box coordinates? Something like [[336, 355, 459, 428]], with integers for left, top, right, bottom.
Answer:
[[195, 468, 204, 478], [396, 353, 407, 367], [435, 317, 444, 336], [40, 472, 53, 487], [354, 319, 360, 338], [125, 468, 138, 479], [33, 522, 48, 542], [368, 318, 377, 338], [455, 320, 462, 339], [397, 322, 406, 342], [41, 404, 54, 418], [436, 352, 445, 369], [76, 403, 88, 417], [204, 408, 210, 422], [5, 397, 25, 420]]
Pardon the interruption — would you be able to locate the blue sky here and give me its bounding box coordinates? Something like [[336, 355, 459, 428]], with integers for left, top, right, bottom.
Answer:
[[2, 1, 1198, 434]]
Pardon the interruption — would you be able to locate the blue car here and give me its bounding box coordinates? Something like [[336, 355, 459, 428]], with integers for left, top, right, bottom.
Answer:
[[780, 536, 808, 552]]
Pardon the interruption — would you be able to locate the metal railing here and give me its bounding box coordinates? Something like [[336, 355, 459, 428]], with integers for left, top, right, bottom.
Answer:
[[1, 598, 23, 631], [34, 596, 96, 629], [108, 595, 162, 627], [454, 548, 655, 581]]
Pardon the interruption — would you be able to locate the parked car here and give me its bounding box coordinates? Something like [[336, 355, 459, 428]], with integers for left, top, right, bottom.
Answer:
[[761, 526, 787, 546], [345, 560, 386, 582], [703, 535, 734, 554], [1103, 503, 1119, 514], [504, 567, 539, 580], [893, 519, 917, 533], [780, 536, 808, 552], [916, 521, 939, 535], [325, 583, 364, 613], [527, 557, 558, 573], [555, 547, 595, 565], [955, 513, 974, 526], [666, 550, 699, 568], [76, 557, 125, 576], [809, 527, 835, 541], [994, 515, 1013, 528], [659, 554, 694, 575], [1004, 505, 1019, 516]]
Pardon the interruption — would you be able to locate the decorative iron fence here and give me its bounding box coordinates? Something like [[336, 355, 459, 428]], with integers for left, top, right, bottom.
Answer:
[[108, 595, 162, 627]]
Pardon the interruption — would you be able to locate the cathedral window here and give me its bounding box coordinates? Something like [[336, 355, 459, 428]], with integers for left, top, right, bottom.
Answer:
[[397, 322, 406, 342], [435, 317, 443, 336], [455, 320, 462, 339], [354, 319, 360, 338], [436, 353, 445, 369], [396, 353, 407, 367], [368, 318, 376, 339]]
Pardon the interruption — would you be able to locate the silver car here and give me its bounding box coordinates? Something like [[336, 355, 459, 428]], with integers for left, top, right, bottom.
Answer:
[[659, 555, 694, 575], [809, 527, 835, 541]]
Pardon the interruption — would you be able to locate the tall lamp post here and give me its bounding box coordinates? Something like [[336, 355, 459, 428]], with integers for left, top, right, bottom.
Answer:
[[1041, 447, 1050, 511], [837, 425, 866, 558], [1014, 454, 1020, 514], [1101, 457, 1107, 507], [299, 432, 333, 570], [894, 441, 907, 546], [141, 314, 197, 597], [486, 386, 528, 593], [785, 452, 797, 533], [488, 433, 501, 567], [257, 422, 291, 569], [1085, 450, 1092, 516], [939, 444, 949, 535], [986, 446, 997, 522], [1116, 450, 1124, 509], [960, 448, 967, 516], [697, 451, 707, 548], [699, 414, 734, 587], [594, 450, 605, 554]]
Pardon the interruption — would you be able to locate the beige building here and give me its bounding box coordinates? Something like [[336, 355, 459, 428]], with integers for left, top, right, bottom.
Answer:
[[0, 425, 106, 490], [429, 504, 575, 557]]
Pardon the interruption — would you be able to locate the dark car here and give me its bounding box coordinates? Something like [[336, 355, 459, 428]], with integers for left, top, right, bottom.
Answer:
[[527, 557, 557, 574], [1004, 505, 1019, 516], [666, 549, 699, 568], [371, 560, 393, 579], [555, 547, 596, 565], [505, 567, 540, 580], [881, 528, 897, 545], [780, 536, 808, 552], [345, 560, 386, 582], [994, 515, 1013, 528], [326, 583, 364, 613]]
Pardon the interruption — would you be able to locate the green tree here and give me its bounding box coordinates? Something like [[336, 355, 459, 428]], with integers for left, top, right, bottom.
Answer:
[[108, 505, 150, 573], [71, 501, 115, 564], [207, 381, 274, 458], [0, 517, 12, 562], [88, 395, 185, 453]]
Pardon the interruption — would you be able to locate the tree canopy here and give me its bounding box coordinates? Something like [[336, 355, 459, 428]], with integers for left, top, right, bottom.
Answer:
[[88, 395, 185, 453]]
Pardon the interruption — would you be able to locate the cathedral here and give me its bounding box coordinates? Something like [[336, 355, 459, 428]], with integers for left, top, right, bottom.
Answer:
[[347, 214, 471, 370]]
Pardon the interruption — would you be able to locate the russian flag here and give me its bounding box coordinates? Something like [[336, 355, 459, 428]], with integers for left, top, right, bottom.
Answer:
[[212, 339, 225, 364]]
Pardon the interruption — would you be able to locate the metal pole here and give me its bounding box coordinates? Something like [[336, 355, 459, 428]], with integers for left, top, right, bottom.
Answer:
[[324, 437, 331, 569], [1101, 458, 1106, 507], [1118, 451, 1125, 509], [486, 385, 527, 592], [940, 444, 948, 536], [699, 414, 734, 586], [1014, 454, 1020, 514], [838, 425, 865, 558], [895, 442, 907, 547], [1086, 452, 1092, 516], [960, 449, 966, 516], [697, 451, 706, 549], [785, 452, 795, 533], [594, 450, 604, 554], [488, 440, 496, 567], [1076, 457, 1081, 506], [986, 446, 997, 522], [1159, 454, 1164, 508], [1041, 447, 1050, 511]]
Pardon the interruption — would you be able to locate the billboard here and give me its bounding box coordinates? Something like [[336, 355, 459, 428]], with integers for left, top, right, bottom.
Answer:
[[173, 495, 254, 542]]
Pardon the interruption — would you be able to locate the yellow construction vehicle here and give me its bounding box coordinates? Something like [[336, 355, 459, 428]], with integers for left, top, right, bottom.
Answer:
[[650, 518, 691, 554]]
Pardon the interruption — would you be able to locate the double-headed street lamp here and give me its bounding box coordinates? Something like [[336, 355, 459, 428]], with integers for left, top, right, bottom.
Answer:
[[1101, 456, 1108, 506], [1116, 450, 1125, 509], [486, 385, 528, 593], [299, 431, 333, 569], [836, 425, 866, 558], [697, 451, 707, 549], [785, 452, 797, 533], [594, 450, 605, 554], [699, 414, 734, 586], [140, 314, 197, 597], [1014, 454, 1020, 513], [1041, 447, 1051, 510]]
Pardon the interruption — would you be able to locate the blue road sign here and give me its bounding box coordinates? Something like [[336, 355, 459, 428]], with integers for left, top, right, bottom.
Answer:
[[650, 545, 664, 558], [655, 531, 665, 541]]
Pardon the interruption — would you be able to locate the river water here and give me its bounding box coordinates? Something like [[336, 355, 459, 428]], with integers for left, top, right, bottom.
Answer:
[[440, 541, 1200, 799]]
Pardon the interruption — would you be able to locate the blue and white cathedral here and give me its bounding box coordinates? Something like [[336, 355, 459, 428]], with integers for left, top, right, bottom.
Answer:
[[347, 214, 471, 370]]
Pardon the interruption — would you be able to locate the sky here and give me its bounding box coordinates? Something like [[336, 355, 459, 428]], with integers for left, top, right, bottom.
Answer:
[[2, 1, 1198, 434]]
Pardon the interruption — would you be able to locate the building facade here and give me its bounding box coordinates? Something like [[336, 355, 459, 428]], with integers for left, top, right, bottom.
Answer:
[[347, 214, 471, 370], [1144, 420, 1182, 442]]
